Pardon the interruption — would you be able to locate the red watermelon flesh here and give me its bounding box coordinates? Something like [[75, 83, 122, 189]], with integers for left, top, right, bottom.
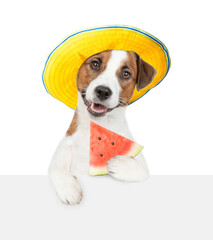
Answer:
[[89, 121, 144, 176]]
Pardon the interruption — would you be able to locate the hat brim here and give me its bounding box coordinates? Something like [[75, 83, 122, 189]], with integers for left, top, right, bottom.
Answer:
[[42, 25, 171, 109]]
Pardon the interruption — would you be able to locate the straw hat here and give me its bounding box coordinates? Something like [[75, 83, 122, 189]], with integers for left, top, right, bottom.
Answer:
[[42, 25, 171, 109]]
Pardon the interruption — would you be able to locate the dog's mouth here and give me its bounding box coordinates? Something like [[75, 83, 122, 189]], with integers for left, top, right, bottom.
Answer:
[[87, 103, 109, 117], [81, 90, 119, 117]]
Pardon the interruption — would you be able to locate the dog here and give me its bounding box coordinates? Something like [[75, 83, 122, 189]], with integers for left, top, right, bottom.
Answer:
[[48, 50, 157, 205]]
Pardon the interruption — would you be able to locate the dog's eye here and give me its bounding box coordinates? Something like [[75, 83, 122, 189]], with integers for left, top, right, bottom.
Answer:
[[121, 71, 131, 79], [90, 60, 100, 70]]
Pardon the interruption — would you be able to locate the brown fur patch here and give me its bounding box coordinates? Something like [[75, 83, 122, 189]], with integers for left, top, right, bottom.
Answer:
[[66, 111, 78, 136], [136, 54, 156, 91], [77, 51, 112, 93], [116, 51, 138, 106]]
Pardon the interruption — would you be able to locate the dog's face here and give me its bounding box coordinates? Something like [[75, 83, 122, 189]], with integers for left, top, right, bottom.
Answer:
[[77, 50, 156, 117]]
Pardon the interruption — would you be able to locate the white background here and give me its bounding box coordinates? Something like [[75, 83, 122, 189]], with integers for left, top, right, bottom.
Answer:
[[0, 0, 213, 175]]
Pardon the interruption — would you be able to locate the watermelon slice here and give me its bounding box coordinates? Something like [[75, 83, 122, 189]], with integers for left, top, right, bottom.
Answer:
[[89, 121, 144, 176]]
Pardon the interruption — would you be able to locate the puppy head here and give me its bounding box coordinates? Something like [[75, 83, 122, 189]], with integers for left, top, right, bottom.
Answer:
[[77, 50, 156, 117]]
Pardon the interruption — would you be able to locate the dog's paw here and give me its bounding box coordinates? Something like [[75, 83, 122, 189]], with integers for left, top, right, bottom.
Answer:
[[50, 171, 83, 205], [107, 155, 149, 181]]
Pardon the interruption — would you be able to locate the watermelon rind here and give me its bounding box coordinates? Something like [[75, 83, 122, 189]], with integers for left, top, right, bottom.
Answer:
[[89, 166, 108, 176], [128, 143, 144, 157]]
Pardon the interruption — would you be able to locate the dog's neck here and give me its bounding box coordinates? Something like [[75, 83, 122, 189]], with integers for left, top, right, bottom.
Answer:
[[70, 92, 130, 137]]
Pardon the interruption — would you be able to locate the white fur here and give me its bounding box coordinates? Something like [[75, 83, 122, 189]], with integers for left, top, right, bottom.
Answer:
[[108, 155, 149, 181], [48, 50, 149, 205]]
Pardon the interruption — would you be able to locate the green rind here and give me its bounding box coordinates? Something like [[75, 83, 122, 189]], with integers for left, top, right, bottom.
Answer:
[[129, 144, 144, 157], [89, 166, 108, 176]]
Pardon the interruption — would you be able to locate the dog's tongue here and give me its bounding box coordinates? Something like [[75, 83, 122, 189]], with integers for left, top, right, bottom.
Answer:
[[91, 103, 108, 113]]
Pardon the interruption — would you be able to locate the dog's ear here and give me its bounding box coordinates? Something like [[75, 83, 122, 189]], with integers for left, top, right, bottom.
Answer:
[[136, 54, 157, 91]]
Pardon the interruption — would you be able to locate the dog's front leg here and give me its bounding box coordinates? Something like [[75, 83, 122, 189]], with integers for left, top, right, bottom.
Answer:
[[48, 137, 83, 205], [107, 153, 150, 181]]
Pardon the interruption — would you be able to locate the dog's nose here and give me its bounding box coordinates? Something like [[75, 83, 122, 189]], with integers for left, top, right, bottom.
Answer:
[[95, 86, 112, 100]]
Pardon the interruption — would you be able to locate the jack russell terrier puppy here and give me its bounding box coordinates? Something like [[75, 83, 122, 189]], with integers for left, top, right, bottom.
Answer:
[[49, 50, 156, 205]]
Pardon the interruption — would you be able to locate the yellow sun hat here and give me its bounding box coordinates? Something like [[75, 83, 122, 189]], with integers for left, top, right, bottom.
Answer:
[[42, 25, 171, 109]]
